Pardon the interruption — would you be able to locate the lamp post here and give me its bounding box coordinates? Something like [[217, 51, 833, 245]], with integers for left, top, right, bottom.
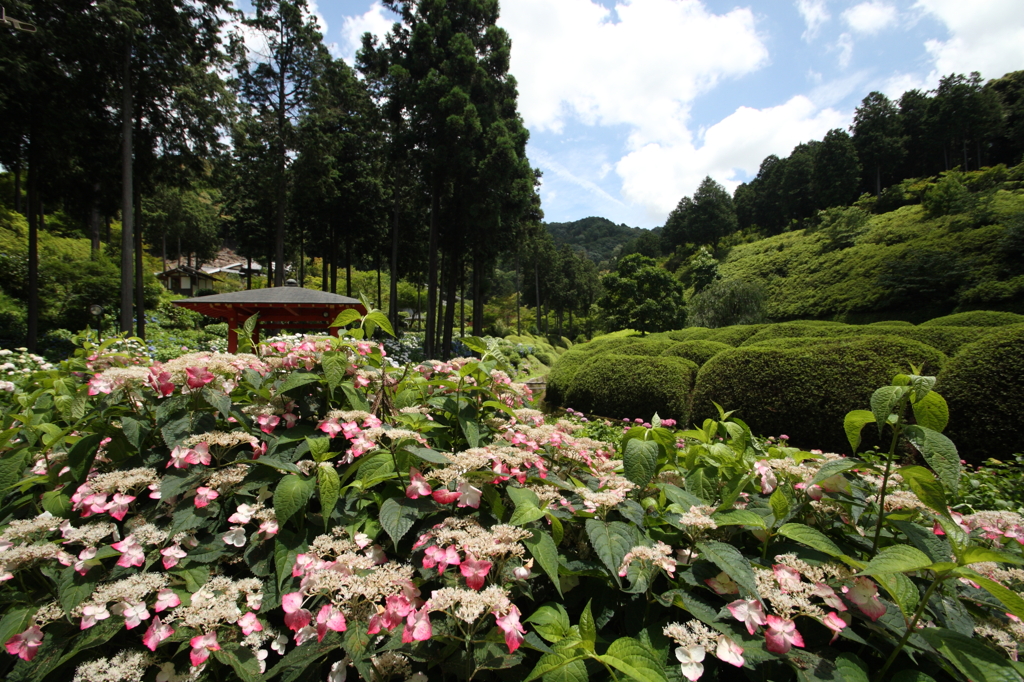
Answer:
[[90, 304, 104, 342]]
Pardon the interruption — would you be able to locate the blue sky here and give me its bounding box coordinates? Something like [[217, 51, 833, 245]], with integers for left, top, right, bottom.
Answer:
[[293, 0, 1024, 228]]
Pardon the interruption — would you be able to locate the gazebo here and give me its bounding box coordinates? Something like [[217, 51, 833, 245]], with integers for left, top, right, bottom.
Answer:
[[173, 285, 367, 352]]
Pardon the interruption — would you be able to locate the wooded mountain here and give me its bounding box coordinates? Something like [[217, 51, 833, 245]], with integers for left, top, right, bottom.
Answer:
[[545, 216, 646, 264]]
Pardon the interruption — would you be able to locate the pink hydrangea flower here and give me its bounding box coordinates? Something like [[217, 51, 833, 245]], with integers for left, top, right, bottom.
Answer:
[[185, 443, 211, 466], [161, 544, 187, 570], [316, 605, 347, 642], [112, 537, 146, 568], [239, 612, 264, 636], [107, 493, 135, 521], [705, 571, 739, 595], [432, 488, 461, 505], [194, 487, 219, 508], [844, 577, 886, 621], [460, 554, 492, 590], [773, 564, 802, 593], [80, 603, 110, 630], [143, 616, 174, 651], [168, 446, 191, 469], [456, 480, 482, 509], [675, 645, 705, 682], [406, 468, 432, 499], [727, 599, 767, 635], [155, 588, 181, 613], [423, 545, 462, 574], [5, 625, 44, 661], [88, 373, 114, 395], [319, 418, 343, 438], [494, 605, 526, 653], [765, 615, 804, 654], [257, 414, 280, 434], [716, 635, 745, 667], [185, 367, 215, 390], [111, 601, 150, 629], [189, 632, 221, 666], [822, 611, 849, 643], [282, 592, 312, 632]]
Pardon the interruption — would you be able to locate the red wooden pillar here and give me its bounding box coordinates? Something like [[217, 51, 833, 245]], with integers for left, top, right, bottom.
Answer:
[[227, 309, 238, 354]]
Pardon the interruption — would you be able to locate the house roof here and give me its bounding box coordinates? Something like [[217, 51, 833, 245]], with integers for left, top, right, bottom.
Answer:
[[176, 288, 362, 305], [156, 265, 223, 281], [171, 287, 367, 325]]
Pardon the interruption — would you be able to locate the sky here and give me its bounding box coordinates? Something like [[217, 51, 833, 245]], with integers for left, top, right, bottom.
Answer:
[[299, 0, 1024, 229]]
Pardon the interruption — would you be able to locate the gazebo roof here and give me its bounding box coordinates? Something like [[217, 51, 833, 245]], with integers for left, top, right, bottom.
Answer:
[[175, 288, 362, 306]]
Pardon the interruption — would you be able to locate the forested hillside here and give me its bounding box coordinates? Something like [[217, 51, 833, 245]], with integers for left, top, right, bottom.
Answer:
[[544, 216, 645, 264]]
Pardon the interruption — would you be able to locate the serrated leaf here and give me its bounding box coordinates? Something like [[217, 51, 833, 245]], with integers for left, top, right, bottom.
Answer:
[[903, 425, 960, 493], [306, 436, 331, 463], [41, 490, 72, 517], [120, 416, 147, 450], [406, 446, 450, 464], [268, 630, 344, 682], [0, 607, 37, 651], [716, 473, 754, 512], [844, 410, 875, 454], [525, 529, 563, 598], [623, 438, 658, 490], [835, 653, 869, 682], [213, 643, 263, 682], [769, 487, 791, 524], [961, 546, 1024, 567], [860, 545, 933, 576], [876, 572, 919, 616], [510, 504, 548, 526], [698, 541, 760, 601], [459, 414, 480, 448], [891, 521, 953, 563], [911, 390, 949, 433], [278, 372, 320, 395], [891, 672, 938, 682], [810, 457, 858, 486], [898, 466, 948, 516], [322, 353, 347, 394], [964, 573, 1024, 621], [273, 474, 316, 525], [711, 509, 767, 529], [578, 601, 596, 650], [599, 636, 668, 682], [331, 309, 362, 328], [871, 385, 908, 437], [524, 645, 590, 682], [777, 523, 844, 558], [58, 566, 98, 614], [379, 497, 422, 547], [685, 467, 716, 504], [525, 603, 572, 643], [585, 519, 635, 585], [918, 627, 1023, 682], [317, 465, 340, 520], [65, 433, 100, 484]]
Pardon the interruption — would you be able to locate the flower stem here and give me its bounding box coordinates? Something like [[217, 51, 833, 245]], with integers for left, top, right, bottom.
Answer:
[[875, 575, 944, 681]]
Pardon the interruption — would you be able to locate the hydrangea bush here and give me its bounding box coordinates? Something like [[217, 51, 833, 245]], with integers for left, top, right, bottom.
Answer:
[[1, 323, 1023, 682]]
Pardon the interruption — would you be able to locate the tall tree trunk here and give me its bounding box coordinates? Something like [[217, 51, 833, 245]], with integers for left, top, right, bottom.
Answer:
[[875, 165, 881, 198], [299, 228, 305, 285], [120, 34, 134, 335], [275, 67, 286, 288], [330, 221, 337, 294], [425, 184, 439, 359], [90, 187, 102, 259], [161, 232, 166, 273], [267, 242, 273, 287], [246, 256, 252, 290], [515, 251, 521, 336], [534, 261, 541, 334], [416, 283, 422, 332], [442, 252, 457, 360], [472, 252, 484, 336], [389, 186, 400, 333], [460, 264, 465, 338], [26, 126, 39, 352], [321, 224, 328, 292], [345, 240, 352, 298], [435, 247, 446, 356], [135, 185, 145, 339], [376, 250, 382, 310]]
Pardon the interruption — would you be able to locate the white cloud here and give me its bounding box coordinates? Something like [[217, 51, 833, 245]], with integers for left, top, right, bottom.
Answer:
[[795, 0, 830, 41], [500, 0, 769, 148], [532, 148, 625, 209], [338, 1, 396, 66], [615, 96, 848, 223], [842, 1, 898, 35], [914, 0, 1024, 81], [835, 32, 854, 68]]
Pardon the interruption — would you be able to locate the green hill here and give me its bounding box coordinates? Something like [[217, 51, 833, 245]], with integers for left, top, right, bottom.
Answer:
[[545, 216, 646, 264], [712, 165, 1024, 322]]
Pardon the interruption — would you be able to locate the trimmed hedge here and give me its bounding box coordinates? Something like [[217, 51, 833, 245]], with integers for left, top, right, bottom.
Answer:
[[661, 340, 732, 367], [564, 354, 698, 422], [868, 320, 915, 326], [740, 323, 990, 357], [704, 324, 768, 346], [935, 324, 1024, 464], [920, 311, 1024, 327], [544, 350, 592, 406], [692, 336, 948, 454], [576, 336, 641, 355], [665, 327, 714, 342], [613, 340, 676, 356]]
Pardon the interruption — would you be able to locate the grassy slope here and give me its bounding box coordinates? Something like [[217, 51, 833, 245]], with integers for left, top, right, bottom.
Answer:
[[716, 186, 1024, 322]]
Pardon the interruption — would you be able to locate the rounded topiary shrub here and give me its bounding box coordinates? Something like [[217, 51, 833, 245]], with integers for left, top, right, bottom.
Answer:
[[921, 311, 1024, 327], [868, 320, 915, 326], [613, 339, 676, 356], [704, 324, 768, 346], [693, 336, 948, 454], [665, 327, 713, 342], [533, 350, 556, 367], [661, 340, 732, 367], [741, 323, 990, 357], [574, 335, 642, 355], [935, 325, 1024, 464], [545, 350, 593, 406], [564, 354, 698, 422]]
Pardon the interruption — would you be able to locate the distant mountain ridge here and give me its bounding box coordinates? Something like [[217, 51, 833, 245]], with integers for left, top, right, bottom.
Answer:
[[545, 216, 647, 264]]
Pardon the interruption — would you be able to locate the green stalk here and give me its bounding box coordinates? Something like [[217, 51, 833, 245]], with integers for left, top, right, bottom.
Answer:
[[872, 397, 908, 554], [875, 575, 945, 681]]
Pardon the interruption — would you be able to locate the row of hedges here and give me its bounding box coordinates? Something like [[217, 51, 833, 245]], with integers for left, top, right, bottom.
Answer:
[[548, 314, 1024, 463]]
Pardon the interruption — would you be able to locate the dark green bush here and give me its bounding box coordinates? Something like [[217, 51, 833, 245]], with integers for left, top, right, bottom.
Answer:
[[741, 323, 990, 357], [665, 327, 713, 342], [920, 311, 1024, 327], [692, 336, 948, 454], [564, 354, 698, 422], [613, 339, 676, 356], [574, 336, 641, 355], [544, 350, 593, 406], [661, 340, 732, 367], [704, 324, 768, 346], [0, 291, 26, 344], [533, 350, 556, 367], [868, 320, 915, 326], [936, 325, 1024, 464]]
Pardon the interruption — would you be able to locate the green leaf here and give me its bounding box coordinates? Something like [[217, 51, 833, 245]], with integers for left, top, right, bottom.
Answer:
[[509, 504, 548, 526], [273, 474, 316, 526], [961, 547, 1024, 567], [711, 509, 767, 529], [860, 545, 933, 576], [525, 529, 563, 598], [306, 436, 332, 463], [65, 433, 101, 484], [41, 490, 72, 517], [776, 523, 845, 558], [317, 465, 340, 520], [685, 467, 716, 504], [599, 636, 669, 682], [173, 566, 210, 592], [120, 415, 147, 450], [278, 372, 320, 394], [268, 631, 343, 682], [623, 438, 659, 490], [871, 385, 908, 436], [716, 473, 754, 512], [918, 627, 1022, 682], [903, 425, 961, 493], [524, 645, 590, 682], [843, 410, 876, 454], [697, 541, 761, 601], [769, 488, 791, 524], [508, 486, 542, 508], [459, 414, 480, 448], [407, 446, 450, 464], [525, 604, 571, 643], [911, 390, 949, 433], [876, 572, 919, 617], [810, 457, 858, 486], [578, 601, 596, 650], [0, 607, 36, 652], [213, 643, 264, 682], [585, 519, 635, 584], [964, 573, 1024, 621], [331, 309, 362, 328], [898, 466, 948, 516], [58, 566, 98, 614], [835, 653, 869, 682], [890, 672, 938, 682]]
